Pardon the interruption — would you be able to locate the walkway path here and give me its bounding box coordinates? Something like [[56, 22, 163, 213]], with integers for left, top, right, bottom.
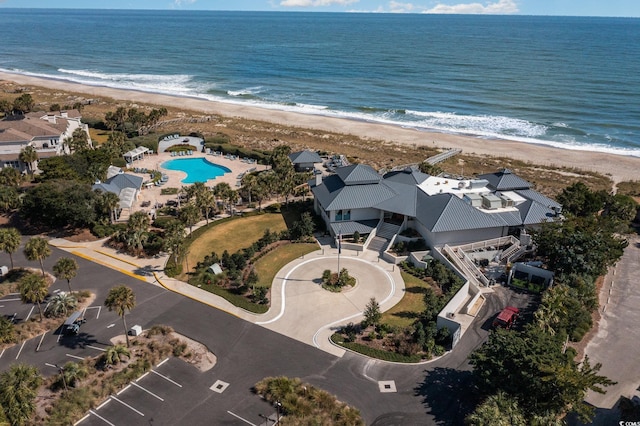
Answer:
[[49, 232, 405, 357]]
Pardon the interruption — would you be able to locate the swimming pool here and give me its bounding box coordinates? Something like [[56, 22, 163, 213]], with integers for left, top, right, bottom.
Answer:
[[162, 158, 231, 184]]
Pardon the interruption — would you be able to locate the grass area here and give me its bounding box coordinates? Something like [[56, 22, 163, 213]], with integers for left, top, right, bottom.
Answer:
[[178, 213, 287, 281], [253, 243, 318, 287], [381, 271, 432, 328], [88, 128, 110, 144]]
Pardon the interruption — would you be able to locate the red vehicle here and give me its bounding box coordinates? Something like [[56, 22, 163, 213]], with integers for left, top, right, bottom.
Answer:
[[492, 306, 519, 329]]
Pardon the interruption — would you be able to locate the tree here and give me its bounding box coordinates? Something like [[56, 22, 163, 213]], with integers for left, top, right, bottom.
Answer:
[[119, 211, 150, 254], [179, 203, 200, 235], [291, 212, 315, 240], [362, 297, 381, 328], [60, 361, 88, 388], [163, 219, 186, 265], [0, 99, 12, 116], [100, 344, 131, 369], [104, 285, 136, 347], [469, 325, 615, 421], [12, 93, 35, 114], [18, 145, 38, 177], [0, 316, 16, 344], [0, 185, 20, 213], [465, 391, 526, 426], [556, 182, 606, 217], [64, 127, 91, 153], [0, 166, 21, 186], [0, 364, 42, 426], [45, 292, 77, 318], [23, 236, 51, 277], [22, 180, 98, 228], [19, 273, 48, 322], [53, 257, 79, 294], [95, 190, 120, 224], [0, 227, 21, 269]]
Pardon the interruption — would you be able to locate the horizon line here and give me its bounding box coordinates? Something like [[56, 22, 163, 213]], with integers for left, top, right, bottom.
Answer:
[[0, 7, 638, 19]]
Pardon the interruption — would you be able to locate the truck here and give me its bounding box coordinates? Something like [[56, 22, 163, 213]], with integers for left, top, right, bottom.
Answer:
[[492, 306, 519, 329], [62, 311, 86, 336]]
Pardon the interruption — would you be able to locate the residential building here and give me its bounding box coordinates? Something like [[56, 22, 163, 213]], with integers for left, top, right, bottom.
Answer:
[[288, 150, 323, 172]]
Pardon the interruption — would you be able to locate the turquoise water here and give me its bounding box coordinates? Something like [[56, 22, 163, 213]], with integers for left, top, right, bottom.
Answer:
[[162, 158, 231, 184], [1, 10, 639, 156]]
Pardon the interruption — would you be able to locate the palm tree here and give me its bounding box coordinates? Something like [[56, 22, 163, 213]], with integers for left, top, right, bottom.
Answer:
[[23, 236, 51, 277], [0, 364, 42, 426], [18, 145, 38, 177], [163, 220, 186, 265], [101, 344, 131, 369], [0, 227, 21, 269], [466, 391, 526, 426], [101, 190, 120, 223], [53, 257, 79, 294], [60, 361, 88, 388], [104, 285, 136, 347], [241, 173, 257, 205], [121, 211, 150, 254], [535, 285, 570, 336], [179, 204, 200, 236], [19, 273, 48, 322], [0, 316, 16, 344], [45, 292, 77, 318]]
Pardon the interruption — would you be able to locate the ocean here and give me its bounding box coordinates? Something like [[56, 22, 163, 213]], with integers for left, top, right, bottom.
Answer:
[[1, 9, 639, 156]]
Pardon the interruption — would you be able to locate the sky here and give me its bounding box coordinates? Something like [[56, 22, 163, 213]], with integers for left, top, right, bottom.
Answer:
[[0, 0, 638, 18]]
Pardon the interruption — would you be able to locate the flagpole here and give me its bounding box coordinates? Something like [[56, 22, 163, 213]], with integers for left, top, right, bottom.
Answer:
[[337, 226, 342, 274]]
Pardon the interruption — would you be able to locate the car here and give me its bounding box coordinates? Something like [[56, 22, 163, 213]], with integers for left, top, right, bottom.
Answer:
[[492, 306, 519, 329], [62, 311, 86, 336]]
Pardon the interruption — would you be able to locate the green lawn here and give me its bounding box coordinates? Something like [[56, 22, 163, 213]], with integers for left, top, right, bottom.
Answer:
[[381, 271, 432, 328], [253, 243, 318, 287], [178, 213, 287, 281]]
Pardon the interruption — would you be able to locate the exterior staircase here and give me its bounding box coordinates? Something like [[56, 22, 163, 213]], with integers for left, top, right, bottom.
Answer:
[[367, 221, 401, 253]]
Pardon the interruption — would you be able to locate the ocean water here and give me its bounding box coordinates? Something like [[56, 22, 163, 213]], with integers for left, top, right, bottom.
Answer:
[[1, 9, 639, 156]]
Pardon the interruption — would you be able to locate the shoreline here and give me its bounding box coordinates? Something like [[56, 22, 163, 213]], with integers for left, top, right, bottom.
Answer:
[[2, 71, 638, 183]]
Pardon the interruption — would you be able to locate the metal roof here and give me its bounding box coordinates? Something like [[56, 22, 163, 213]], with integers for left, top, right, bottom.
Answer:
[[330, 219, 379, 235], [383, 169, 430, 186], [477, 168, 532, 191], [288, 150, 322, 164], [334, 164, 382, 185], [416, 192, 505, 232], [108, 173, 143, 191], [311, 174, 396, 211], [375, 181, 419, 216], [517, 200, 557, 225], [515, 189, 562, 210]]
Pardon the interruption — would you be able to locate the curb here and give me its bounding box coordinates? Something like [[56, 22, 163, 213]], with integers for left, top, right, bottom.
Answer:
[[71, 251, 149, 283]]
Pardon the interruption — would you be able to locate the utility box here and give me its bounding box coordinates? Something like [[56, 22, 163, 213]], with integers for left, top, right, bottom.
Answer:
[[0, 266, 8, 276], [129, 325, 143, 336]]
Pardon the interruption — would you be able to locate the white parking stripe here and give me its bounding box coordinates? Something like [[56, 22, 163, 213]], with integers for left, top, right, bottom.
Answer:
[[116, 384, 131, 395], [136, 371, 150, 381], [1, 298, 20, 302], [157, 357, 169, 367], [36, 332, 47, 352], [110, 395, 144, 416], [89, 409, 115, 426], [131, 381, 164, 401], [96, 399, 111, 410], [66, 353, 84, 360], [227, 411, 258, 426], [15, 341, 26, 359], [150, 369, 182, 387], [0, 348, 5, 359], [87, 345, 106, 352], [25, 306, 35, 322], [73, 414, 90, 425]]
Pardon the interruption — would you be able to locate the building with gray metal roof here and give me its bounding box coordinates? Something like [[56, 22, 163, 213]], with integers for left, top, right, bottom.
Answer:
[[288, 150, 323, 172]]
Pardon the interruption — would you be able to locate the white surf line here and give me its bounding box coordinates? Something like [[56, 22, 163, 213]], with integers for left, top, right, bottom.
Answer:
[[87, 345, 106, 352], [24, 305, 35, 322], [110, 395, 144, 416], [150, 369, 182, 387], [89, 409, 115, 426], [36, 332, 47, 352], [66, 353, 84, 360], [227, 411, 258, 426], [130, 381, 164, 401], [15, 340, 26, 359], [312, 258, 396, 349], [257, 256, 396, 326]]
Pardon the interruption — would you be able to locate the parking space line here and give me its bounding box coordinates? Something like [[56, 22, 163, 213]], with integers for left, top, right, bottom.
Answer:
[[150, 369, 182, 387], [1, 297, 20, 302], [84, 305, 101, 319], [96, 400, 111, 410], [0, 348, 5, 359], [89, 409, 115, 426], [66, 353, 84, 361], [15, 340, 26, 359], [137, 371, 150, 381], [73, 414, 90, 425], [25, 306, 35, 322], [116, 384, 131, 395], [157, 357, 169, 367], [227, 411, 258, 426], [131, 381, 164, 401], [36, 332, 47, 352], [87, 345, 106, 352], [110, 395, 144, 416]]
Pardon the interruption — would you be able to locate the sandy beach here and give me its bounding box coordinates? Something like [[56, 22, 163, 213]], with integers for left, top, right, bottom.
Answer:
[[1, 71, 638, 184]]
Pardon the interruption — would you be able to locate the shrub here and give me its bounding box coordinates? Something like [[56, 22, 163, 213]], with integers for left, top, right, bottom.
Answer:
[[352, 231, 360, 243], [165, 263, 183, 277]]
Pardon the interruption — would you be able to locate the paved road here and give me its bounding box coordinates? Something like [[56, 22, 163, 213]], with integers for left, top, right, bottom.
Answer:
[[0, 241, 521, 425]]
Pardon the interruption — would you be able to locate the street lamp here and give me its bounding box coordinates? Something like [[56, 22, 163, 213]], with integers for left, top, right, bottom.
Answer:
[[54, 364, 68, 392], [275, 401, 282, 424]]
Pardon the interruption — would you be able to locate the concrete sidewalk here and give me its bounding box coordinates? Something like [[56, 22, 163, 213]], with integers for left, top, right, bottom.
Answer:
[[49, 235, 405, 357]]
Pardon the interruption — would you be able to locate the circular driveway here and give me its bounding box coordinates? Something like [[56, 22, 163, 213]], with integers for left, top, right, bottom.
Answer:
[[257, 256, 397, 356]]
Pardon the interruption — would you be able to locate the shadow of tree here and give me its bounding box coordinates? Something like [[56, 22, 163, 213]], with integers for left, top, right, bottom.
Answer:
[[59, 332, 100, 349], [405, 286, 429, 294], [133, 265, 162, 277], [389, 311, 419, 320], [414, 367, 477, 425]]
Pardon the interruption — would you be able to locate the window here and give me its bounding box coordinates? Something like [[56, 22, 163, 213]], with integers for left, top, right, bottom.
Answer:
[[335, 210, 351, 221]]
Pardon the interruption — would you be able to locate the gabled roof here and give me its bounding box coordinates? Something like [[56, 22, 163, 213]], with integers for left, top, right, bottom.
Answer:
[[416, 192, 504, 232], [312, 173, 396, 210], [477, 168, 532, 191], [92, 182, 119, 195], [383, 169, 430, 186], [375, 180, 420, 217], [515, 189, 562, 210], [517, 200, 557, 225], [334, 164, 382, 185], [288, 150, 322, 164], [107, 173, 143, 191]]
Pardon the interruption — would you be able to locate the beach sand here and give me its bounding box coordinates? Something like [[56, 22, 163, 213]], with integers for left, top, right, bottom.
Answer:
[[1, 71, 638, 184]]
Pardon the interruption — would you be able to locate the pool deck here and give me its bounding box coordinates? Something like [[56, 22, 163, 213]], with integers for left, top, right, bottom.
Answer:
[[125, 150, 269, 215]]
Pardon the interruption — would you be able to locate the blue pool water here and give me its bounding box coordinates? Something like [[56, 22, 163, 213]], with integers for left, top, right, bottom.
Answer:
[[162, 157, 231, 184]]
